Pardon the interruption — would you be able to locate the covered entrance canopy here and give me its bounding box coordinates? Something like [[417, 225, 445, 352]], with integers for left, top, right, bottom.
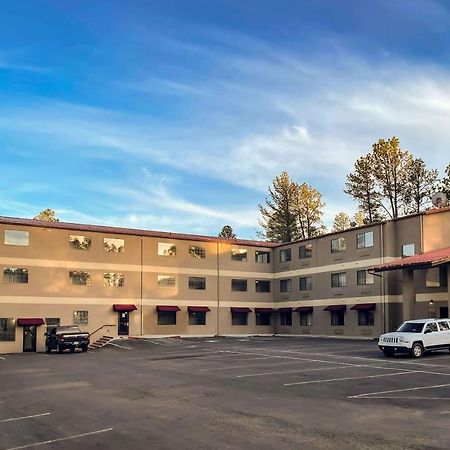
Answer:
[[113, 304, 137, 312], [369, 247, 450, 321], [17, 318, 45, 326]]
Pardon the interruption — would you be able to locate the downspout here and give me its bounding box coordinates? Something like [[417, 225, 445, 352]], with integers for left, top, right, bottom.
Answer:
[[140, 236, 144, 336], [216, 242, 220, 337], [380, 223, 386, 334]]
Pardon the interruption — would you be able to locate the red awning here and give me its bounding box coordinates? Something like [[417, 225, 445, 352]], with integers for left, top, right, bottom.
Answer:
[[188, 306, 211, 313], [277, 307, 292, 313], [230, 307, 252, 313], [294, 306, 313, 313], [323, 305, 347, 312], [157, 305, 181, 312], [370, 246, 450, 272], [255, 308, 275, 313], [17, 318, 45, 326], [350, 303, 376, 311], [113, 304, 137, 312]]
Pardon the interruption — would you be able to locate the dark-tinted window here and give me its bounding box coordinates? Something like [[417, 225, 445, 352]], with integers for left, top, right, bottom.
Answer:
[[0, 318, 15, 341], [356, 231, 373, 249], [189, 277, 206, 290], [280, 248, 292, 263], [256, 313, 271, 326], [255, 251, 271, 263], [189, 311, 206, 325], [331, 311, 345, 326], [299, 276, 312, 291], [331, 238, 346, 253], [397, 322, 424, 333], [255, 280, 271, 293], [358, 310, 374, 326], [231, 279, 247, 292], [299, 244, 312, 259], [280, 279, 292, 292], [357, 270, 374, 285], [280, 312, 292, 326], [300, 312, 313, 326], [232, 312, 248, 325], [158, 311, 177, 325], [3, 268, 28, 284], [331, 272, 346, 288]]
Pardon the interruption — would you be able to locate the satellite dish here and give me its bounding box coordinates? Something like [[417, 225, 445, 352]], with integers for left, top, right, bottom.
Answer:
[[432, 192, 448, 208]]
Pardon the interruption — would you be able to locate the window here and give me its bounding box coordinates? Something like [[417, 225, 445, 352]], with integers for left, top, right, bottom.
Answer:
[[280, 248, 291, 263], [426, 268, 440, 288], [189, 277, 206, 290], [189, 311, 206, 325], [331, 311, 345, 326], [158, 243, 177, 256], [438, 321, 450, 331], [231, 279, 247, 292], [331, 238, 346, 253], [69, 271, 91, 286], [299, 244, 312, 259], [299, 276, 312, 291], [356, 231, 374, 249], [331, 272, 346, 288], [104, 272, 124, 287], [189, 246, 205, 259], [158, 275, 176, 288], [4, 230, 29, 246], [300, 312, 313, 326], [73, 311, 88, 325], [0, 318, 15, 341], [158, 311, 176, 325], [255, 251, 271, 263], [45, 318, 60, 332], [255, 280, 271, 293], [231, 312, 248, 325], [280, 279, 292, 292], [104, 238, 124, 253], [280, 312, 292, 326], [69, 235, 92, 250], [3, 268, 28, 284], [425, 322, 438, 333], [402, 243, 415, 258], [256, 312, 271, 326], [231, 249, 247, 262], [357, 270, 374, 286], [358, 310, 374, 326]]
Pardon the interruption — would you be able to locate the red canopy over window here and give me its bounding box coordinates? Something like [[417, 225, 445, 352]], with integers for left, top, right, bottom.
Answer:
[[17, 318, 45, 326], [188, 306, 211, 313], [294, 306, 313, 313], [277, 307, 292, 313], [350, 303, 376, 311], [157, 305, 181, 312], [323, 305, 347, 312], [113, 304, 137, 312], [255, 308, 275, 313], [230, 307, 252, 313]]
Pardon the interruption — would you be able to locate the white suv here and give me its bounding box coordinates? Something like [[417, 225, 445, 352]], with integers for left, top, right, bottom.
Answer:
[[378, 319, 450, 358]]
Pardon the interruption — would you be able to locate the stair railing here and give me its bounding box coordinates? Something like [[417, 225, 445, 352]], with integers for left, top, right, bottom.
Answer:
[[89, 324, 116, 342]]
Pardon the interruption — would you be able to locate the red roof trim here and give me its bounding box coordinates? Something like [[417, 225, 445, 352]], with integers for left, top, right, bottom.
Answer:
[[113, 304, 137, 312], [370, 247, 450, 272], [188, 306, 211, 313], [350, 303, 376, 311], [230, 307, 252, 313], [157, 305, 181, 312], [17, 318, 45, 326], [323, 305, 347, 312], [0, 216, 276, 248]]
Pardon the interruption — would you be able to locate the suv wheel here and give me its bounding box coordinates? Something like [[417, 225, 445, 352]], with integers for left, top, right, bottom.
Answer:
[[411, 342, 424, 358]]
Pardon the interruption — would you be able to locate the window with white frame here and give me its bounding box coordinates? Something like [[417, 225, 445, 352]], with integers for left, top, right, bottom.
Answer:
[[255, 251, 271, 264], [331, 272, 347, 288], [73, 311, 88, 325], [279, 248, 292, 263], [299, 276, 312, 291], [356, 231, 374, 249], [4, 230, 29, 246], [280, 279, 292, 292], [331, 237, 346, 253], [157, 275, 176, 288], [357, 270, 374, 285]]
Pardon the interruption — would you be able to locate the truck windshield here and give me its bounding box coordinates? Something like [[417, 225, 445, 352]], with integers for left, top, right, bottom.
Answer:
[[56, 326, 82, 334], [397, 322, 425, 333]]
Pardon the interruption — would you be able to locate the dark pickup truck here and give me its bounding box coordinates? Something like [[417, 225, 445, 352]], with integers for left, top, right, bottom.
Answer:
[[45, 326, 90, 353]]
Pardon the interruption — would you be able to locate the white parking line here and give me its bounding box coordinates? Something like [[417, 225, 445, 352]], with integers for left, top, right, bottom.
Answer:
[[236, 365, 356, 378], [0, 356, 5, 360], [348, 383, 450, 399], [200, 359, 310, 372], [106, 342, 133, 350], [284, 371, 413, 386], [0, 413, 51, 423], [354, 396, 450, 400], [5, 427, 114, 450]]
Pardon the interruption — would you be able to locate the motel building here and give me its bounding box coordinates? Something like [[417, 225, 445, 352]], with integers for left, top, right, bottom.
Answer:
[[1, 207, 450, 354]]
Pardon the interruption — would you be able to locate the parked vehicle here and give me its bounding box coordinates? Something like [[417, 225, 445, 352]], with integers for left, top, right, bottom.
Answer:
[[45, 326, 90, 353], [378, 319, 450, 358]]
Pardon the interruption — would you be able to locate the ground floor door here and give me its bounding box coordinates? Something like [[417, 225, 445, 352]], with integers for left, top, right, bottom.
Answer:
[[23, 326, 37, 352], [440, 307, 449, 318], [118, 311, 129, 335]]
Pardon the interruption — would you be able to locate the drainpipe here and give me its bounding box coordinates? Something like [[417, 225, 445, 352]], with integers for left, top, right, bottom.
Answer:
[[216, 242, 220, 336], [140, 236, 144, 336], [380, 223, 386, 334]]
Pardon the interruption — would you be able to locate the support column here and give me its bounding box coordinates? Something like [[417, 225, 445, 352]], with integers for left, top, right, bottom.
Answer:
[[402, 269, 415, 321], [447, 264, 450, 318]]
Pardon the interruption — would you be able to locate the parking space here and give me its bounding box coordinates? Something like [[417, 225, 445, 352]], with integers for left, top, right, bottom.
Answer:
[[1, 337, 450, 449]]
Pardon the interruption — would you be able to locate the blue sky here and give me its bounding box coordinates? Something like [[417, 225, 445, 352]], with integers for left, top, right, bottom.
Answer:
[[1, 0, 450, 238]]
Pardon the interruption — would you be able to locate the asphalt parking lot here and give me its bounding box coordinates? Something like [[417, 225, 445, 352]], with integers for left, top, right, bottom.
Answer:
[[1, 336, 450, 450]]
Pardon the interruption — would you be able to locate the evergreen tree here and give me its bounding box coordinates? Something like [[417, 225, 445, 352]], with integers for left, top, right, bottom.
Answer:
[[218, 225, 236, 239], [294, 182, 325, 239], [440, 163, 450, 202], [33, 209, 59, 222], [332, 212, 351, 232]]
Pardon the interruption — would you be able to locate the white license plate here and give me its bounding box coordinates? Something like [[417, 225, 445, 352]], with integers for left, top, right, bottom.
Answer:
[[74, 342, 79, 345]]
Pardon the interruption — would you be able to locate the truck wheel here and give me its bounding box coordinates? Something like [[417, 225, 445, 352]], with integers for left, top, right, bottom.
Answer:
[[411, 342, 424, 358], [81, 345, 88, 352], [70, 347, 75, 353], [58, 345, 64, 353], [45, 345, 51, 354]]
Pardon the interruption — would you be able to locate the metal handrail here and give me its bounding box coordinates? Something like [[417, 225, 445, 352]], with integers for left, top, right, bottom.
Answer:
[[89, 324, 116, 341]]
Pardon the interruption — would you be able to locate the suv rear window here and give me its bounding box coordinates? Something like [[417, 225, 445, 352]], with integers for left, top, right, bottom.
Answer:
[[397, 322, 425, 333], [438, 321, 450, 331]]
